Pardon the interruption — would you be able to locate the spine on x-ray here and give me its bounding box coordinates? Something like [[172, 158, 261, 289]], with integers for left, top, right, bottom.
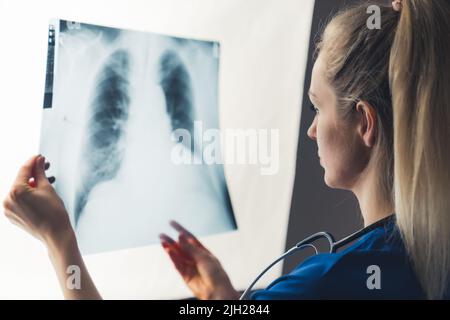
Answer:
[[74, 49, 131, 225]]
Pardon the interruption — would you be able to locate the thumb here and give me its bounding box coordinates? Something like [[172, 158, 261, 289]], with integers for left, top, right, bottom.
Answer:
[[15, 155, 39, 186], [33, 155, 50, 187]]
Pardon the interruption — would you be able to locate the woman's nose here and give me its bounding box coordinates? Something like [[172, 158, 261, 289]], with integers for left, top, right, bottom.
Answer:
[[307, 119, 317, 141]]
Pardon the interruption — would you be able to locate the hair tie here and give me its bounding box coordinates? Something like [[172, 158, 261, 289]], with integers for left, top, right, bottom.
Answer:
[[392, 0, 403, 12]]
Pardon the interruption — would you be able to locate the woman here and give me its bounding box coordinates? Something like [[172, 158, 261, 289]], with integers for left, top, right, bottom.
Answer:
[[3, 0, 450, 299]]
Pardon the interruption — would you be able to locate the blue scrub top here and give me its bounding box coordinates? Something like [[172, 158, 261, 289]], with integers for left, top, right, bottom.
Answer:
[[251, 216, 449, 299]]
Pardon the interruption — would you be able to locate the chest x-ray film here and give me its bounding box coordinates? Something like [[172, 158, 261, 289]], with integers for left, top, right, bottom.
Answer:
[[39, 19, 237, 254]]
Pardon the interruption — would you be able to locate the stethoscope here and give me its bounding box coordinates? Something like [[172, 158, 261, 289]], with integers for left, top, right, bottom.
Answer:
[[239, 214, 395, 300]]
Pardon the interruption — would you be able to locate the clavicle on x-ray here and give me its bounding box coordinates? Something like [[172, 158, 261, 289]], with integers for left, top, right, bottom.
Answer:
[[39, 20, 237, 254]]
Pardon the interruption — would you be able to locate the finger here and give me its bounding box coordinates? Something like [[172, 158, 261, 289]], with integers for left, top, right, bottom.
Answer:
[[161, 239, 196, 278], [164, 245, 196, 281], [160, 236, 198, 283], [178, 233, 208, 260], [159, 233, 177, 245], [170, 220, 208, 250], [14, 155, 40, 187], [29, 175, 55, 188], [33, 156, 50, 187], [170, 220, 194, 237], [161, 241, 191, 265], [28, 177, 35, 188], [159, 234, 193, 262]]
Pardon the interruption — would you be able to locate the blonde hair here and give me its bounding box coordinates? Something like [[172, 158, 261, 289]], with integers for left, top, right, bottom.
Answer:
[[317, 1, 450, 299], [390, 0, 450, 299]]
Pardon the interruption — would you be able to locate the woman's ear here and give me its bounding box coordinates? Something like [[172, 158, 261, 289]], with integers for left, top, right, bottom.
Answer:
[[355, 101, 377, 147]]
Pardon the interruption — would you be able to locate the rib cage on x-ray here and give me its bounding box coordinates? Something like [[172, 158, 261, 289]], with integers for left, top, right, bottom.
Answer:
[[41, 19, 237, 253], [75, 49, 198, 224], [74, 49, 131, 224]]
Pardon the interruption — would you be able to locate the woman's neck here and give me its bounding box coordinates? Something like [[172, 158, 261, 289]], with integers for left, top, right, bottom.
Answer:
[[352, 165, 395, 227]]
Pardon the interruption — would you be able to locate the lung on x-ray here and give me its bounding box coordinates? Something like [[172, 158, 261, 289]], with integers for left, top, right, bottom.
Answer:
[[39, 19, 237, 254]]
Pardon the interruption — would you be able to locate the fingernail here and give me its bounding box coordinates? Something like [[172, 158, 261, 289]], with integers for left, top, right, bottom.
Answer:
[[161, 241, 169, 248], [187, 236, 195, 244]]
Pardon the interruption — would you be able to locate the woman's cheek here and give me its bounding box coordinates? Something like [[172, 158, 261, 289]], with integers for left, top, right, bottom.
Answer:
[[317, 127, 343, 186]]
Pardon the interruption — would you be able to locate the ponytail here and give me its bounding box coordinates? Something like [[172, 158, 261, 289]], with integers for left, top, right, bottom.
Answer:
[[390, 0, 450, 299]]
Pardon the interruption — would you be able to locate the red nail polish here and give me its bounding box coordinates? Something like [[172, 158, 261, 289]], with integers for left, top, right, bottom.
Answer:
[[161, 242, 169, 248]]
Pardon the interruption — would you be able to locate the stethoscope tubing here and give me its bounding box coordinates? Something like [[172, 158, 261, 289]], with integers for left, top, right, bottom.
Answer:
[[239, 215, 395, 300]]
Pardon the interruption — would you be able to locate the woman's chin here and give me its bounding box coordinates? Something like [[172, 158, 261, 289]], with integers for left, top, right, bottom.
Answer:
[[323, 173, 337, 189], [322, 163, 341, 188]]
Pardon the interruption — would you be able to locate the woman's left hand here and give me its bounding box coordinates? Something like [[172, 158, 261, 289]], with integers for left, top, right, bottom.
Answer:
[[3, 154, 102, 299], [3, 155, 73, 246]]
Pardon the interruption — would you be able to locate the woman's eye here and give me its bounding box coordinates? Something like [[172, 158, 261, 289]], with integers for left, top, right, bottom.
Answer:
[[309, 104, 319, 114]]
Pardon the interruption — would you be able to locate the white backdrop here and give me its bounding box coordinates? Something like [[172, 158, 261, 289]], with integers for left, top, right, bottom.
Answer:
[[0, 0, 313, 299]]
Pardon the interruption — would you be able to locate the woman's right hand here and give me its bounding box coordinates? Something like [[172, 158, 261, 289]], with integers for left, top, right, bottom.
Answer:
[[159, 221, 239, 300]]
